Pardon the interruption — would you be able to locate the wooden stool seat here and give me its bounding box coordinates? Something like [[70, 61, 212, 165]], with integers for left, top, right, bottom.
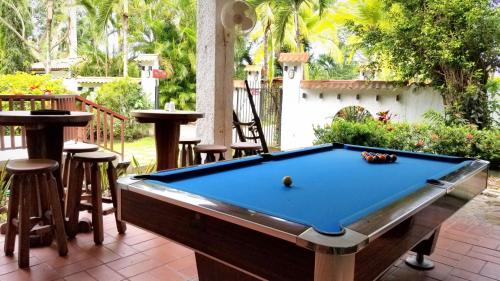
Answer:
[[7, 159, 58, 174], [63, 143, 99, 153], [66, 151, 125, 244], [194, 145, 228, 153], [230, 142, 262, 150], [62, 143, 99, 190], [178, 138, 202, 167], [231, 142, 262, 158], [73, 152, 117, 162], [5, 159, 68, 268], [194, 145, 227, 164], [179, 138, 201, 145]]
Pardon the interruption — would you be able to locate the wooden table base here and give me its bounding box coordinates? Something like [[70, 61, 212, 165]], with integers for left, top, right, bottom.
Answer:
[[25, 126, 64, 246], [154, 122, 181, 171]]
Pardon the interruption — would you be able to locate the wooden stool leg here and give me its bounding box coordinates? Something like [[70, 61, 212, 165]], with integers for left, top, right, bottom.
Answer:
[[62, 153, 71, 187], [84, 162, 91, 193], [206, 153, 215, 163], [195, 152, 202, 165], [45, 173, 68, 256], [219, 152, 226, 161], [90, 163, 104, 245], [18, 176, 31, 268], [107, 162, 126, 234], [180, 144, 187, 167], [66, 160, 84, 238], [4, 176, 19, 256], [187, 144, 194, 166]]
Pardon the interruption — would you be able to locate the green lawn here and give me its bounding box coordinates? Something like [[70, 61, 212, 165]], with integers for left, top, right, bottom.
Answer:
[[124, 136, 157, 166]]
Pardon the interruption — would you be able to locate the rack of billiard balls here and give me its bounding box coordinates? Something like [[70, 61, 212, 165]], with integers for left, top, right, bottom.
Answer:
[[361, 151, 397, 163]]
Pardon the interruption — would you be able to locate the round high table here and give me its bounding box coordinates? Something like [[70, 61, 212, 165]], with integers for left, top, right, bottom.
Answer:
[[131, 110, 204, 171], [0, 111, 93, 244]]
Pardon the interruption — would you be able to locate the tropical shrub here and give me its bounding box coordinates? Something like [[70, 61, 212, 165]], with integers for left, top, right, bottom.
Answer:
[[95, 78, 151, 140], [314, 119, 500, 164], [349, 0, 500, 128], [0, 72, 67, 95]]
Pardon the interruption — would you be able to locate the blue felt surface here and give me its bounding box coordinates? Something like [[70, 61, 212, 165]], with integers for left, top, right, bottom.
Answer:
[[145, 146, 470, 235]]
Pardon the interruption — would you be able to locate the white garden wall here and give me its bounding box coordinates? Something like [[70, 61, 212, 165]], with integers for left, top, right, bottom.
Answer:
[[279, 56, 445, 151]]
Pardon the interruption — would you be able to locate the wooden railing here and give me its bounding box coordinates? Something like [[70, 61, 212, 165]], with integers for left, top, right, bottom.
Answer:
[[75, 96, 127, 159], [0, 95, 127, 160]]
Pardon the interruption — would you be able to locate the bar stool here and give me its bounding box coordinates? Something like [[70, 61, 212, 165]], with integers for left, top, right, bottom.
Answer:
[[194, 145, 227, 164], [4, 159, 68, 268], [66, 152, 126, 244], [178, 138, 201, 167], [62, 142, 99, 188], [231, 142, 262, 158]]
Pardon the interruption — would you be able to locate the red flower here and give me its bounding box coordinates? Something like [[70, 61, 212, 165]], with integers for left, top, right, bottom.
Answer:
[[416, 139, 425, 147], [466, 134, 474, 141]]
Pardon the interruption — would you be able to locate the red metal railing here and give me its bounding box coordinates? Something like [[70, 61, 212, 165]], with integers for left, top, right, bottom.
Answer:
[[0, 95, 126, 160]]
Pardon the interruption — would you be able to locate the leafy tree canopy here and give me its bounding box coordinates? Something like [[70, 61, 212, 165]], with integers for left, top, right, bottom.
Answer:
[[349, 0, 500, 128]]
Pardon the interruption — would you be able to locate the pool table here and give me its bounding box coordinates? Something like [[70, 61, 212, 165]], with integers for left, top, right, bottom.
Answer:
[[117, 143, 489, 281]]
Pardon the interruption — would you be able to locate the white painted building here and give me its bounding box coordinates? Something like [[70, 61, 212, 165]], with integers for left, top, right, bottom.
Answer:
[[279, 53, 445, 150], [32, 55, 160, 105], [135, 54, 162, 107]]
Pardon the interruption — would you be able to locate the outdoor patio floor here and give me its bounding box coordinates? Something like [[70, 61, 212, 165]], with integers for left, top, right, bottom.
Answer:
[[0, 178, 498, 281]]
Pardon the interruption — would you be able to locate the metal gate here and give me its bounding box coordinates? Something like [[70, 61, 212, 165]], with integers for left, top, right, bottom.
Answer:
[[233, 80, 282, 149]]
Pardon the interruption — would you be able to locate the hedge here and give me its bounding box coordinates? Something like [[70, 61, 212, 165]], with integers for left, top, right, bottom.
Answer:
[[95, 78, 151, 141], [314, 119, 499, 165], [0, 72, 67, 95]]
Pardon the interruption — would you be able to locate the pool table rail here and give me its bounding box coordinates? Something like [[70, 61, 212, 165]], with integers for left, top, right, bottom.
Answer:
[[118, 176, 310, 244], [118, 158, 488, 256]]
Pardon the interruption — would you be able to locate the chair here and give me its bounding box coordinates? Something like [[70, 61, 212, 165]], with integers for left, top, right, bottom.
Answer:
[[232, 111, 263, 158], [66, 152, 126, 244], [231, 80, 269, 156], [4, 159, 68, 268]]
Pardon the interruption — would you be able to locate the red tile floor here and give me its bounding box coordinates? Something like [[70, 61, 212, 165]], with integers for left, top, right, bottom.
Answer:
[[0, 178, 499, 281]]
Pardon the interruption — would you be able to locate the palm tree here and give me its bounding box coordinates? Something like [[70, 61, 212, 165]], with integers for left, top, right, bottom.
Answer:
[[273, 0, 334, 51], [248, 0, 274, 80], [80, 0, 130, 77], [129, 0, 198, 109]]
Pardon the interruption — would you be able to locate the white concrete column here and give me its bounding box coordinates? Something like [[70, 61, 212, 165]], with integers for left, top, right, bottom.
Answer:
[[196, 0, 234, 151], [280, 61, 305, 150]]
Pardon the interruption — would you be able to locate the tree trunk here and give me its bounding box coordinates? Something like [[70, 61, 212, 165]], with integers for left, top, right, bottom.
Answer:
[[293, 5, 300, 51], [122, 0, 129, 77], [68, 0, 78, 58], [105, 27, 109, 77], [46, 0, 54, 74], [263, 22, 270, 81]]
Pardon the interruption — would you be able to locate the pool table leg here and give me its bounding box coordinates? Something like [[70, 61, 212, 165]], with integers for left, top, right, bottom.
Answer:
[[314, 252, 355, 281], [405, 227, 440, 270]]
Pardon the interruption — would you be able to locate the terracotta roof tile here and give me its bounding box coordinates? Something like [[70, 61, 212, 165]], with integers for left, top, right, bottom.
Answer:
[[278, 53, 310, 63]]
